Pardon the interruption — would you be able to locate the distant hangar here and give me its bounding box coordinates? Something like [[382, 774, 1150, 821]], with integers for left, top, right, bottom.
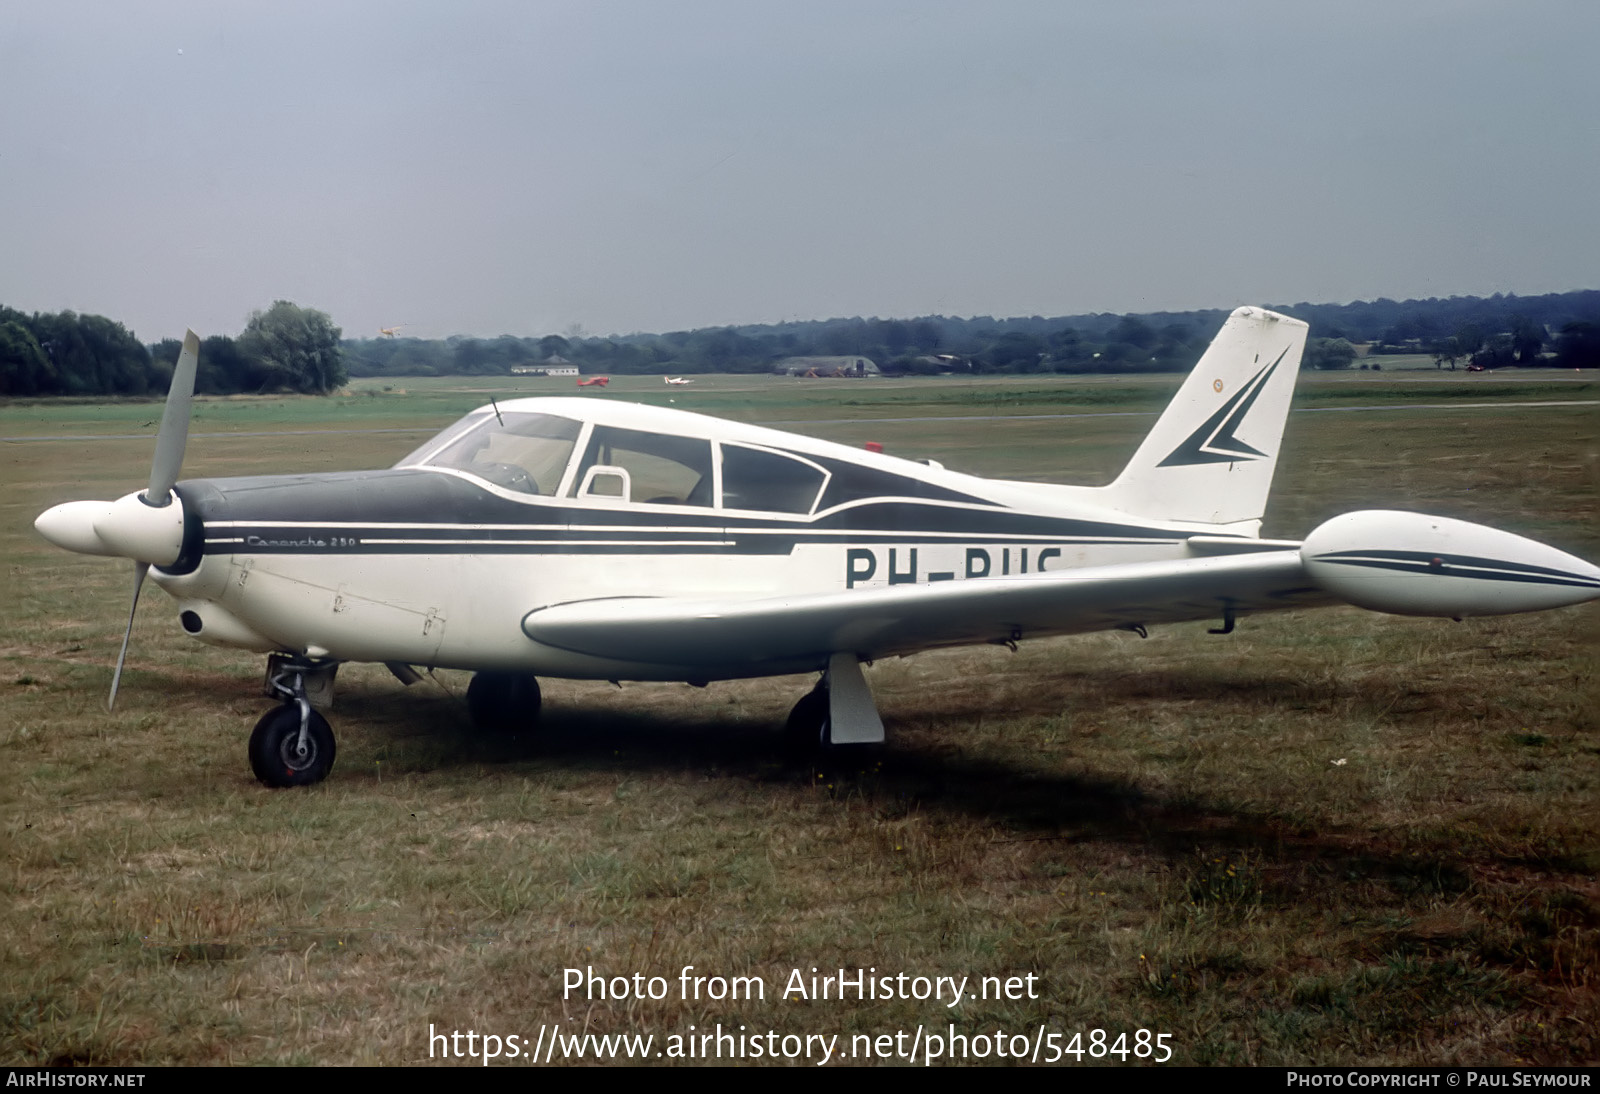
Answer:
[[773, 355, 881, 377]]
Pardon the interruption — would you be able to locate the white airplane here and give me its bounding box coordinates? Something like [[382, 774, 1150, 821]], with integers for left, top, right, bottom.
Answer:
[[665, 376, 694, 385], [33, 308, 1600, 787]]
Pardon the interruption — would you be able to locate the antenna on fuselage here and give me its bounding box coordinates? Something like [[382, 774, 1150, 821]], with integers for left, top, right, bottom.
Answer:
[[489, 396, 504, 427]]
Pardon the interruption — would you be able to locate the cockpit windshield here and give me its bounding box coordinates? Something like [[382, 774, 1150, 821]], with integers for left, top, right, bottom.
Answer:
[[397, 410, 582, 495]]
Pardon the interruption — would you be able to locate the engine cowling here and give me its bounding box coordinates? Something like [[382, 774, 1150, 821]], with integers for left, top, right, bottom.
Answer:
[[1301, 510, 1600, 618]]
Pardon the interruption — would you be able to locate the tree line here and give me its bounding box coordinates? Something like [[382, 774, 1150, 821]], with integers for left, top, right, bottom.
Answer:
[[5, 290, 1597, 397], [345, 316, 1225, 379], [347, 289, 1600, 379], [0, 301, 345, 397]]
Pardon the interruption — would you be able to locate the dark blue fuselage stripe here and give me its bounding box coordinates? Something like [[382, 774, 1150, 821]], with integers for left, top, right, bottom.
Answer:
[[1313, 556, 1600, 590], [205, 532, 1182, 557], [1314, 549, 1593, 582]]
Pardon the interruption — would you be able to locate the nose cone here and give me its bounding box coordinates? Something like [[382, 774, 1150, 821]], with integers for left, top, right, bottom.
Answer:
[[35, 500, 116, 556]]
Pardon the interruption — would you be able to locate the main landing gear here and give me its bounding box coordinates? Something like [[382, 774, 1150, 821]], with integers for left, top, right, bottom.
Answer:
[[250, 658, 338, 788], [466, 671, 542, 733], [784, 653, 886, 756], [785, 682, 833, 753]]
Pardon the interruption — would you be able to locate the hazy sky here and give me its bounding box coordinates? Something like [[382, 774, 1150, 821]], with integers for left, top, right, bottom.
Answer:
[[2, 1, 1596, 343]]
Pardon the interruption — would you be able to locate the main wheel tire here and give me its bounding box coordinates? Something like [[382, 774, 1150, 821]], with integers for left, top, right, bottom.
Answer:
[[784, 686, 832, 754], [248, 704, 336, 788], [467, 672, 542, 733]]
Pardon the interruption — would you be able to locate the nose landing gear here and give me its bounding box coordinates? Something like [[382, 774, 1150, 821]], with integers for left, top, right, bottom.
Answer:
[[249, 657, 339, 787], [249, 704, 336, 787]]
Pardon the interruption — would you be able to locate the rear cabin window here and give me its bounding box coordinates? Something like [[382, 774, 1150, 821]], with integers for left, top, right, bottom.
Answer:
[[720, 445, 827, 515], [570, 426, 714, 506], [815, 461, 928, 511], [812, 456, 984, 511]]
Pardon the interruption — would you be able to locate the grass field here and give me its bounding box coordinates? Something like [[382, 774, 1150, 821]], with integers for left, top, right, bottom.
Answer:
[[2, 374, 1597, 1066]]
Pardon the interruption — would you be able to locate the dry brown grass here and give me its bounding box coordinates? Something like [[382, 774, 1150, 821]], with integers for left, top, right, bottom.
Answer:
[[2, 381, 1596, 1065]]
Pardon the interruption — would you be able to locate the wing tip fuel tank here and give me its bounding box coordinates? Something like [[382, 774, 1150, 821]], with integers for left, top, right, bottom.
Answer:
[[1302, 510, 1600, 617]]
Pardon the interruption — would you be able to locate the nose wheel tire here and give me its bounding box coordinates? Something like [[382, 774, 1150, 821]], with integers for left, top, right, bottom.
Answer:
[[249, 704, 337, 787], [467, 672, 542, 733]]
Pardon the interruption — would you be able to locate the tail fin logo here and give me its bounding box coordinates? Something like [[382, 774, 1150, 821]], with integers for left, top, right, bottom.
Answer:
[[1156, 347, 1289, 468]]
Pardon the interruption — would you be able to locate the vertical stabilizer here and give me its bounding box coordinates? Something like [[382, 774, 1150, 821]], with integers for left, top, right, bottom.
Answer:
[[1101, 306, 1307, 529]]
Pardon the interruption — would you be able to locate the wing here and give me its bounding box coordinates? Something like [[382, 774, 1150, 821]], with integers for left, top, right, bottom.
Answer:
[[522, 550, 1333, 677]]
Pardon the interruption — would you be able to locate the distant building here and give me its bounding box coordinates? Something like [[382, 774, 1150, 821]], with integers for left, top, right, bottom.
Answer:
[[773, 355, 881, 377], [512, 354, 579, 377]]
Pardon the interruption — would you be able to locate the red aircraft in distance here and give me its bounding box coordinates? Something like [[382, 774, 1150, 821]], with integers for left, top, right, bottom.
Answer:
[[576, 377, 610, 387]]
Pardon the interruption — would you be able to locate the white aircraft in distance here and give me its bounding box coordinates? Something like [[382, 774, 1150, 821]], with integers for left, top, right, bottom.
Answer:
[[665, 376, 694, 385], [378, 325, 405, 338], [34, 309, 1600, 787]]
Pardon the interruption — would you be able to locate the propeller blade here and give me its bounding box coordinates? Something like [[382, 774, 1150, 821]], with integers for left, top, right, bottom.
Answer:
[[145, 330, 200, 504], [109, 331, 195, 708], [108, 562, 150, 710]]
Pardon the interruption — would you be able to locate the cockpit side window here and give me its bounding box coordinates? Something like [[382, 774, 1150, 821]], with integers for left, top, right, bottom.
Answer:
[[720, 444, 827, 515], [569, 426, 713, 507], [413, 411, 582, 495]]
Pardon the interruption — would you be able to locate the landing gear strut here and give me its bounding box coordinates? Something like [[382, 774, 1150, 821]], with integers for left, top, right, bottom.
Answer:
[[467, 671, 542, 733], [784, 653, 886, 756], [250, 658, 338, 787]]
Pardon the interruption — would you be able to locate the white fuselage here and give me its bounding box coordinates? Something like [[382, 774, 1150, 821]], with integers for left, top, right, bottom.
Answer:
[[149, 397, 1230, 681]]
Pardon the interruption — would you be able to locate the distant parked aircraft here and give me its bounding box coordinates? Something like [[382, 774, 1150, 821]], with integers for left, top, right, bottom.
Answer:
[[665, 377, 694, 385], [576, 377, 610, 387]]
